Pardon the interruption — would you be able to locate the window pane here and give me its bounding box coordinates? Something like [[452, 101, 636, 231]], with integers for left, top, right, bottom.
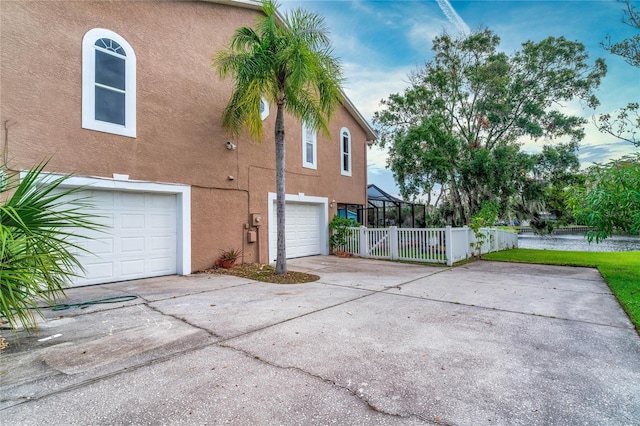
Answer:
[[95, 50, 125, 90], [95, 86, 125, 125], [306, 142, 314, 164], [343, 136, 349, 153], [95, 38, 125, 56], [343, 153, 349, 172]]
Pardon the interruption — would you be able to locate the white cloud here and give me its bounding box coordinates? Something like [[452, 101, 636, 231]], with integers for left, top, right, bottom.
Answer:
[[367, 145, 390, 171], [341, 61, 414, 123], [407, 19, 449, 52], [517, 98, 637, 165]]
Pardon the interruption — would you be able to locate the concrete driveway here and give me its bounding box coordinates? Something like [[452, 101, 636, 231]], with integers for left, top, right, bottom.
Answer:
[[1, 257, 639, 425]]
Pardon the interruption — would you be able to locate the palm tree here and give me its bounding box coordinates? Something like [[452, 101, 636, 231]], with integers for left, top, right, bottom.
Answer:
[[1, 162, 103, 331], [213, 0, 343, 274]]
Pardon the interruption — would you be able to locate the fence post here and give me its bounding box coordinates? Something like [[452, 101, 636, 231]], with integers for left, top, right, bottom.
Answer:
[[463, 225, 470, 259], [359, 226, 367, 257], [390, 226, 399, 260], [445, 226, 453, 266]]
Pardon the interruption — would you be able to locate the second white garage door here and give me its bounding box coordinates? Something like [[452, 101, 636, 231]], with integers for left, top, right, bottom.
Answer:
[[270, 202, 322, 260], [69, 190, 177, 286]]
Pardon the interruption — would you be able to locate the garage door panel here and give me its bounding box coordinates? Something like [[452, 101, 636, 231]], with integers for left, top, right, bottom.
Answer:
[[92, 191, 115, 206], [271, 201, 322, 260], [152, 196, 176, 208], [150, 257, 175, 274], [64, 190, 178, 286], [121, 192, 145, 207], [121, 236, 145, 253], [151, 235, 174, 250], [87, 237, 114, 255], [84, 262, 114, 280], [121, 213, 145, 230], [151, 213, 175, 229], [121, 260, 145, 277]]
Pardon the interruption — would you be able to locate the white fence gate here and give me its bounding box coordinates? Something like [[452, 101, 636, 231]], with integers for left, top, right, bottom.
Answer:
[[338, 226, 518, 266]]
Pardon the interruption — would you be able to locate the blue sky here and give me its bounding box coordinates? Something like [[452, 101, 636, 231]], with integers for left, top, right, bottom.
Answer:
[[280, 0, 640, 198]]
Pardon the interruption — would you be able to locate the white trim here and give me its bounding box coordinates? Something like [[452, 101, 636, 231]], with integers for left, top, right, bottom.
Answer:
[[301, 121, 317, 170], [340, 127, 352, 176], [82, 28, 137, 138], [268, 192, 329, 263], [260, 96, 270, 121], [24, 172, 191, 275]]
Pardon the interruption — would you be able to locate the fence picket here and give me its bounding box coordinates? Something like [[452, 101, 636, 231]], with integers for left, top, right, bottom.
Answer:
[[339, 226, 518, 265]]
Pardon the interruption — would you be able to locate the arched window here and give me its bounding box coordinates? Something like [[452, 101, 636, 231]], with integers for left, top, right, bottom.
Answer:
[[82, 28, 136, 137], [340, 127, 351, 176]]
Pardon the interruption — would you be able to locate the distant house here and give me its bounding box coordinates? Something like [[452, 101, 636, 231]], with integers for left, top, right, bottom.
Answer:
[[1, 0, 375, 285]]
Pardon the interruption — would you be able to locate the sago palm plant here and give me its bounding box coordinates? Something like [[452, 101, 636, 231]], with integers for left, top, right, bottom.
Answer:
[[1, 162, 103, 331]]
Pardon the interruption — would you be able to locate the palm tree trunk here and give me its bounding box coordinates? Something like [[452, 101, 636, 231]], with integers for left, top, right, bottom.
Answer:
[[275, 102, 287, 274]]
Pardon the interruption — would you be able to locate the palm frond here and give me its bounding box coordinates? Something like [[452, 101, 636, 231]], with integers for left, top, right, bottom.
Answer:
[[212, 0, 344, 142], [1, 161, 106, 331]]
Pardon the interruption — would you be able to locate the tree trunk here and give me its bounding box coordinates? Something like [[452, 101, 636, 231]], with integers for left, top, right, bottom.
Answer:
[[275, 102, 287, 274]]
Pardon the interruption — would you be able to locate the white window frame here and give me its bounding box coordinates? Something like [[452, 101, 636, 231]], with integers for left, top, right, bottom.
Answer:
[[82, 28, 136, 138], [302, 121, 317, 169], [260, 96, 270, 121], [340, 127, 352, 176]]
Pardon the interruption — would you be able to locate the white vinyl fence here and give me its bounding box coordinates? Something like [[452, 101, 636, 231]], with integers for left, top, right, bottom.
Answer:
[[338, 226, 518, 266]]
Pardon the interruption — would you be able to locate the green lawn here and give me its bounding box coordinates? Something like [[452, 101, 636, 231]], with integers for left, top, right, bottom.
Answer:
[[483, 249, 640, 333]]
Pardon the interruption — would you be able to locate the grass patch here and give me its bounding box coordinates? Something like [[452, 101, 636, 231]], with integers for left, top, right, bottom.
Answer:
[[199, 263, 319, 284], [483, 249, 640, 332]]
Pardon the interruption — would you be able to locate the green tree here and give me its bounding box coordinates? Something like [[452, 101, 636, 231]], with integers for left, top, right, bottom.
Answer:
[[569, 154, 640, 242], [531, 142, 583, 227], [374, 29, 606, 225], [594, 0, 639, 146], [214, 0, 343, 274], [575, 0, 640, 242], [601, 0, 640, 67], [1, 162, 102, 331]]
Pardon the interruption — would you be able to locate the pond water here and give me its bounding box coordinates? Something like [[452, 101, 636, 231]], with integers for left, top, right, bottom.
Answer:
[[518, 234, 640, 252]]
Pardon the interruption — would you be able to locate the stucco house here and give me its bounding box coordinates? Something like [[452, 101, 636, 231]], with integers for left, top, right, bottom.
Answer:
[[0, 0, 375, 285]]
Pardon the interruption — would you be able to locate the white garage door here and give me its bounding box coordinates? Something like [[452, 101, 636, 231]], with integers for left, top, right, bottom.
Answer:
[[270, 202, 322, 260], [69, 190, 177, 286]]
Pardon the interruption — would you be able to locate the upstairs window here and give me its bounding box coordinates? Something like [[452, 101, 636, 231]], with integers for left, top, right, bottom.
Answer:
[[260, 96, 270, 120], [302, 121, 317, 169], [340, 127, 352, 176], [82, 28, 136, 138]]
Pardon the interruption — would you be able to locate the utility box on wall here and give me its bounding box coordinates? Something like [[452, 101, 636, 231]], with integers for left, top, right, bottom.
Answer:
[[251, 213, 262, 227], [247, 230, 257, 243]]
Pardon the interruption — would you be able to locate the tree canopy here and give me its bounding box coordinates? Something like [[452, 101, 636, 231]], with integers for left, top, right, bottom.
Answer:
[[374, 29, 606, 225], [575, 0, 640, 242], [595, 0, 640, 146]]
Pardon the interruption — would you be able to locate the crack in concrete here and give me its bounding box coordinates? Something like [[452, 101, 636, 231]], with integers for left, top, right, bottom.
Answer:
[[313, 268, 632, 331], [37, 281, 256, 321], [135, 280, 256, 304], [474, 262, 606, 283], [216, 341, 438, 424], [373, 289, 635, 330], [142, 301, 224, 339], [0, 340, 215, 410]]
